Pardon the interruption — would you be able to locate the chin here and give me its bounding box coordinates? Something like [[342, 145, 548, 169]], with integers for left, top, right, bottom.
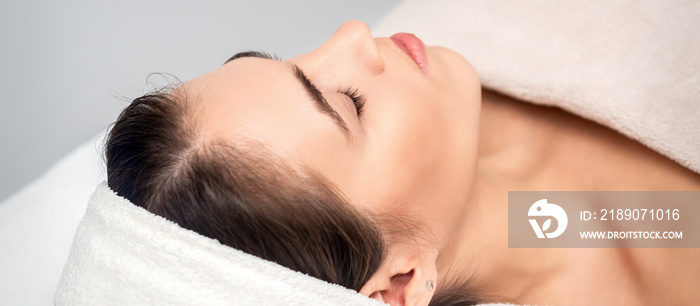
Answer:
[[427, 45, 481, 97]]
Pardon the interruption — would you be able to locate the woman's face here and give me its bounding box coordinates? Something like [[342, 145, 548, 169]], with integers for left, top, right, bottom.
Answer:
[[185, 20, 481, 240]]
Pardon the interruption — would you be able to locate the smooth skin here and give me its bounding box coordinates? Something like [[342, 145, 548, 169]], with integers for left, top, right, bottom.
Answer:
[[178, 21, 700, 305]]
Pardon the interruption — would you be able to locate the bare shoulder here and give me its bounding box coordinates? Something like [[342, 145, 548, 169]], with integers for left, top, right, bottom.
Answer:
[[626, 248, 700, 304], [479, 89, 700, 191], [480, 89, 700, 304]]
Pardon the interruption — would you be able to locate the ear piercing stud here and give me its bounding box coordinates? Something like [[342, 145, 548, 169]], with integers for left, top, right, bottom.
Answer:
[[426, 280, 435, 291]]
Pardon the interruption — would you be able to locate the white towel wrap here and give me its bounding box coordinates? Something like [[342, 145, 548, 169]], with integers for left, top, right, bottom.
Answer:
[[54, 182, 386, 306]]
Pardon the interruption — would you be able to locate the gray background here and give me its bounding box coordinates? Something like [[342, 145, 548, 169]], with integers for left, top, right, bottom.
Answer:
[[0, 0, 401, 202]]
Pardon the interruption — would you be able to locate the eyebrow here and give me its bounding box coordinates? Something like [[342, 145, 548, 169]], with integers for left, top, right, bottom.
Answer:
[[224, 51, 350, 139], [291, 65, 350, 137], [223, 51, 278, 64]]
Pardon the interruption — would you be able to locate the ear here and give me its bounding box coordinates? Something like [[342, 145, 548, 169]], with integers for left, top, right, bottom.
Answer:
[[359, 243, 438, 306]]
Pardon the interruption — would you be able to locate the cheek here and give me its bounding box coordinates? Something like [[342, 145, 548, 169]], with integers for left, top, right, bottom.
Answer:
[[356, 90, 456, 211], [345, 55, 481, 215]]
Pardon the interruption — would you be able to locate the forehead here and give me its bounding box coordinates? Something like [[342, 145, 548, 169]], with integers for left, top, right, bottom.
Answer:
[[179, 58, 348, 165]]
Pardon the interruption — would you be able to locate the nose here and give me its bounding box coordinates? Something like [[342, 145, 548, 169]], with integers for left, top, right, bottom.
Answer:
[[304, 20, 385, 76]]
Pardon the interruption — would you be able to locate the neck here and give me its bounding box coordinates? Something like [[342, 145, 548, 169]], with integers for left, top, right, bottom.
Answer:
[[435, 90, 570, 302], [440, 174, 573, 302]]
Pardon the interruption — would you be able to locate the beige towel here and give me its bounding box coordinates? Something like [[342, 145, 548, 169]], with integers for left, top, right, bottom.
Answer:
[[373, 0, 700, 173]]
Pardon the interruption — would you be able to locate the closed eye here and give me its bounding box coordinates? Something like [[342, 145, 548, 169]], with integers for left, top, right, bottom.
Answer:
[[338, 87, 366, 116]]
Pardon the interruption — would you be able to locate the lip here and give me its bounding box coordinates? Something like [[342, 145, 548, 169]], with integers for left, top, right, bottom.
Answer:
[[390, 33, 429, 74]]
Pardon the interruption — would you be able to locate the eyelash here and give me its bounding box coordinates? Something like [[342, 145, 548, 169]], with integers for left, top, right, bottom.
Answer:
[[338, 87, 366, 116]]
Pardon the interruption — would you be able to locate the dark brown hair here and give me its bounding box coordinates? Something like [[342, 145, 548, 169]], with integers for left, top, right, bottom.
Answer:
[[105, 89, 485, 305]]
